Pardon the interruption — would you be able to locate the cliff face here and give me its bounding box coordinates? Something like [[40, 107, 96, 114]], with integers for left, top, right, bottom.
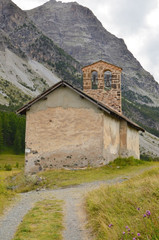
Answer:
[[27, 0, 159, 106], [0, 0, 81, 107]]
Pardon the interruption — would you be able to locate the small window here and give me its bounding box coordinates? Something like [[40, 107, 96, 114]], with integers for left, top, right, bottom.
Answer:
[[104, 71, 112, 89], [92, 71, 98, 89]]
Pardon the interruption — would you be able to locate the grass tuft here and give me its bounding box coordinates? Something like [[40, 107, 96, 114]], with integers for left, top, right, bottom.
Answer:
[[12, 199, 64, 240], [109, 156, 144, 166], [0, 154, 24, 170]]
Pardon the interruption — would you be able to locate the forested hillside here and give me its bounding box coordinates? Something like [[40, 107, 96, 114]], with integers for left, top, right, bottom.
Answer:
[[0, 111, 25, 154]]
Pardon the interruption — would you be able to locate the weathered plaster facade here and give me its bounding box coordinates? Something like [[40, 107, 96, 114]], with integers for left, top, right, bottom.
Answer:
[[23, 85, 140, 173], [82, 60, 122, 113], [25, 87, 104, 173]]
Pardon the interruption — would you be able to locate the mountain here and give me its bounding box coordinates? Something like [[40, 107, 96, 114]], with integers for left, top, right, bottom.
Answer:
[[27, 0, 159, 104], [26, 0, 159, 136], [140, 131, 159, 159], [0, 0, 81, 108]]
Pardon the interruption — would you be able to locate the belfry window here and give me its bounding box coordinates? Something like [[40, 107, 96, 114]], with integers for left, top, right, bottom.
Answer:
[[91, 71, 98, 89], [104, 71, 112, 89]]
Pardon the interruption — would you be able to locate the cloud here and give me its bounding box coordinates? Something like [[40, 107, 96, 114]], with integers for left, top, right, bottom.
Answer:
[[13, 0, 49, 10], [104, 0, 158, 33], [138, 29, 159, 79]]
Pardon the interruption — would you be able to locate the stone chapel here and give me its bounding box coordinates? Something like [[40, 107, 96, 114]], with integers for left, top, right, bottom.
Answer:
[[17, 60, 144, 173]]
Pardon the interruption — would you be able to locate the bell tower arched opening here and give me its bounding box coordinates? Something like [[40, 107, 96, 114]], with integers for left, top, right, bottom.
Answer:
[[91, 71, 98, 89], [104, 70, 112, 89]]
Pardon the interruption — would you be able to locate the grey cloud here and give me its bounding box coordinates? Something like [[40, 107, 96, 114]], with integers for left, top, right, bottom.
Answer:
[[104, 0, 158, 34], [141, 32, 159, 63]]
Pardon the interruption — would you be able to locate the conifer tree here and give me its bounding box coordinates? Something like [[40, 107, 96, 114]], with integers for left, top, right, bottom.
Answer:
[[0, 116, 3, 152], [14, 128, 22, 154], [2, 113, 12, 147], [0, 111, 25, 154]]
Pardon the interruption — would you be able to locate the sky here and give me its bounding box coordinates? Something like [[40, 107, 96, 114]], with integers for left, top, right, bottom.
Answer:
[[12, 0, 159, 83]]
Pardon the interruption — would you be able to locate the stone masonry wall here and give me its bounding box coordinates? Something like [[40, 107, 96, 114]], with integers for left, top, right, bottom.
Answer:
[[82, 61, 122, 113]]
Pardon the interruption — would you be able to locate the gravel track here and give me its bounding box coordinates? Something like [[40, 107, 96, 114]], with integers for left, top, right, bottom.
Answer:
[[0, 167, 153, 240]]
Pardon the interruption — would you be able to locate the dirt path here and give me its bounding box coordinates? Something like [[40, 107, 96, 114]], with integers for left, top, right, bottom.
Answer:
[[0, 166, 154, 240], [0, 177, 127, 240]]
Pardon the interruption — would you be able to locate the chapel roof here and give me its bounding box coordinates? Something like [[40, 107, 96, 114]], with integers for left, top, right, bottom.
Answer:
[[16, 80, 144, 132]]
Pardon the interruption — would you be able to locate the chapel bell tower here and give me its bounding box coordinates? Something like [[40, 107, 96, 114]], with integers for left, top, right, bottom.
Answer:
[[82, 60, 122, 113]]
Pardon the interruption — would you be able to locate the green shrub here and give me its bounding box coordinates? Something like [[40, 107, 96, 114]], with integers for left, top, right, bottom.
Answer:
[[15, 162, 19, 168], [140, 154, 159, 162], [109, 156, 144, 167], [4, 164, 12, 171]]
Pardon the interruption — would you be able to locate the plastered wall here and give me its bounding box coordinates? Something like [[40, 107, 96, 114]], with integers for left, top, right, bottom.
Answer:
[[127, 125, 140, 159], [103, 114, 120, 162], [25, 87, 105, 173], [25, 86, 140, 173]]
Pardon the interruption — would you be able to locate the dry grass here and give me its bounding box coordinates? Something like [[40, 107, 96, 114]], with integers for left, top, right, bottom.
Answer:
[[6, 157, 157, 193], [0, 153, 24, 215], [85, 167, 159, 240], [0, 154, 24, 170], [12, 199, 64, 240], [0, 170, 19, 215]]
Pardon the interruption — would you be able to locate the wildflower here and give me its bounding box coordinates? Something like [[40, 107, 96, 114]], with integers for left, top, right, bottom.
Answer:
[[123, 232, 125, 235], [146, 210, 151, 216], [125, 226, 129, 229], [108, 224, 113, 228], [137, 233, 141, 236], [143, 214, 146, 218], [133, 238, 136, 240], [137, 207, 140, 211]]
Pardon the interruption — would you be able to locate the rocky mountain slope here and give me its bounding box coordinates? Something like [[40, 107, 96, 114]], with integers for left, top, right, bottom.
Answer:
[[140, 131, 159, 158], [0, 0, 81, 107], [26, 0, 159, 137], [27, 0, 159, 105]]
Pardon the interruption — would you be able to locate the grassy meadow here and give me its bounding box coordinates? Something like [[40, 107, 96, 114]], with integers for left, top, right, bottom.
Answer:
[[85, 167, 159, 240], [0, 153, 24, 170], [6, 156, 156, 193], [0, 154, 24, 215]]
